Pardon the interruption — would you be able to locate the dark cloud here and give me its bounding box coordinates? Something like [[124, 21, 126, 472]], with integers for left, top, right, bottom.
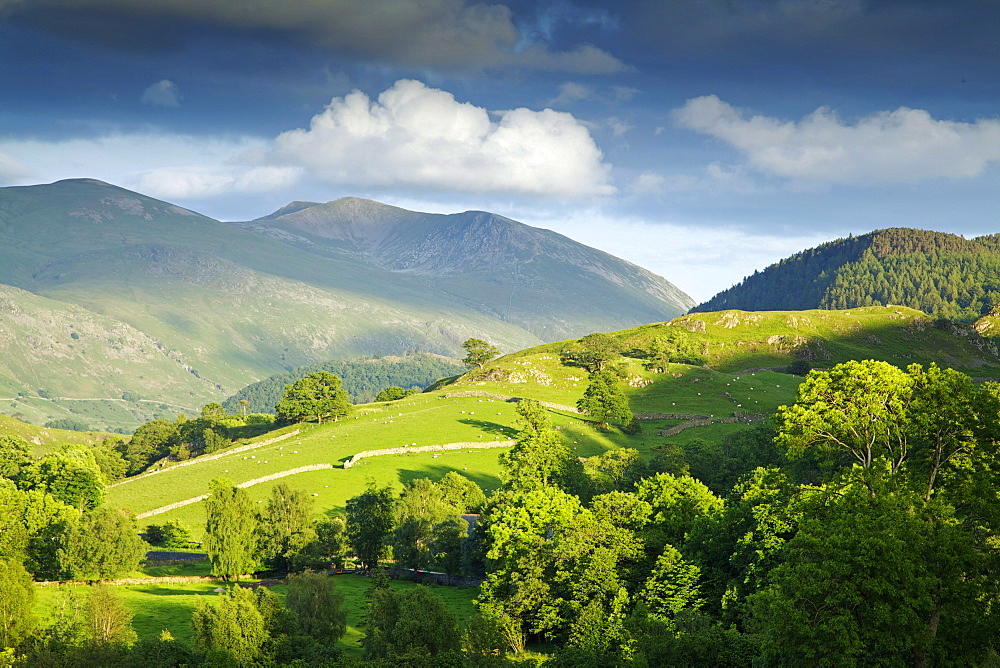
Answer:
[[3, 0, 626, 73]]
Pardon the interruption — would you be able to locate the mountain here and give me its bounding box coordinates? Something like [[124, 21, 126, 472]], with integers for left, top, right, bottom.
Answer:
[[692, 228, 1000, 322], [232, 197, 694, 339], [0, 179, 692, 430]]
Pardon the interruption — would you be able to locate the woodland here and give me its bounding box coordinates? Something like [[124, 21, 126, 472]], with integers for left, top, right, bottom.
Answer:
[[2, 323, 1000, 667]]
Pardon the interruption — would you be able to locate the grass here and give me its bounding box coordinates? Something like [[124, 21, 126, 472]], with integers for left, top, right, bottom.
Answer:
[[34, 573, 479, 653]]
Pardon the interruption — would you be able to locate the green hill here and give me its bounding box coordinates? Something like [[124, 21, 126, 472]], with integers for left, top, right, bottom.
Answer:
[[693, 228, 1000, 322], [0, 179, 692, 430], [107, 305, 1000, 539]]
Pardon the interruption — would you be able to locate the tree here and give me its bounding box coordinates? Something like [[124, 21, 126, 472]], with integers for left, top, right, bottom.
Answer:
[[437, 471, 487, 512], [275, 371, 352, 424], [498, 399, 570, 492], [59, 505, 148, 581], [85, 584, 137, 646], [563, 332, 623, 372], [285, 570, 347, 646], [201, 402, 227, 419], [205, 478, 260, 581], [0, 482, 78, 580], [362, 582, 461, 662], [462, 338, 500, 368], [777, 360, 1000, 498], [0, 558, 35, 650], [576, 370, 632, 430], [391, 477, 461, 570], [18, 446, 105, 510], [375, 386, 416, 402], [748, 473, 991, 666], [258, 483, 316, 571], [639, 546, 701, 624], [346, 483, 396, 570], [635, 473, 723, 553], [145, 519, 192, 548], [192, 585, 268, 665], [123, 419, 178, 475], [0, 435, 31, 480]]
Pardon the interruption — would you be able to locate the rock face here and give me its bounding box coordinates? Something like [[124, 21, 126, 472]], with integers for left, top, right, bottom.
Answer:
[[235, 197, 694, 339]]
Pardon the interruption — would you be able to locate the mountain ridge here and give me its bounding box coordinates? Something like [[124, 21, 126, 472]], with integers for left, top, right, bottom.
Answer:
[[0, 178, 693, 430]]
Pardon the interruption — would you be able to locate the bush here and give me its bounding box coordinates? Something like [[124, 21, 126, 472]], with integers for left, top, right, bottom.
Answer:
[[44, 417, 93, 431], [145, 520, 192, 548]]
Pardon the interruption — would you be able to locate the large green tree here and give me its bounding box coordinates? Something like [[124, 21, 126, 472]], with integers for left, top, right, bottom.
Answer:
[[205, 478, 260, 581], [275, 371, 352, 424], [0, 435, 31, 481], [776, 360, 1000, 497], [498, 400, 570, 492], [577, 369, 633, 430], [749, 470, 991, 666], [258, 483, 316, 572], [18, 446, 105, 510], [192, 585, 268, 665], [346, 483, 396, 570], [59, 505, 147, 581], [461, 338, 500, 368], [285, 570, 347, 647], [0, 558, 35, 650]]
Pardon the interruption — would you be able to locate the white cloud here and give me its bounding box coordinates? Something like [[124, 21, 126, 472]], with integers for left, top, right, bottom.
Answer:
[[141, 79, 181, 107], [0, 152, 32, 184], [137, 165, 301, 199], [0, 133, 299, 199], [675, 95, 1000, 184], [270, 79, 615, 197], [632, 163, 760, 196]]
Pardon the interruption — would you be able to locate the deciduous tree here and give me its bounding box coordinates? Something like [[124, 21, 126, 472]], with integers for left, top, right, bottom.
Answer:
[[275, 371, 352, 424], [461, 338, 500, 368], [346, 483, 395, 570], [205, 478, 260, 581]]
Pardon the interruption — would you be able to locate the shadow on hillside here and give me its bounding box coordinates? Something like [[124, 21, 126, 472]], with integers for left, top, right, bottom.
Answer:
[[395, 465, 502, 494], [456, 418, 515, 437]]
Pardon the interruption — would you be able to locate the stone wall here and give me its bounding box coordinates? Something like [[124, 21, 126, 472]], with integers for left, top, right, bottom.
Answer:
[[110, 430, 300, 488], [344, 441, 515, 468]]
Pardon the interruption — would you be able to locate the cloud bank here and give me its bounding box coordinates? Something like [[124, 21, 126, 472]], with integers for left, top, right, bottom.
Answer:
[[675, 95, 1000, 184], [12, 0, 625, 73], [270, 79, 615, 197]]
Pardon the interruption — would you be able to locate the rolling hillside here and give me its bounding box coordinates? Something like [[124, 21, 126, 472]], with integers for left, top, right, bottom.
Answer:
[[0, 179, 692, 430], [693, 228, 1000, 322], [107, 305, 1000, 538]]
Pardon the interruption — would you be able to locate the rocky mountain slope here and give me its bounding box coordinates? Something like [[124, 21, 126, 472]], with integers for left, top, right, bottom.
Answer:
[[233, 197, 694, 340]]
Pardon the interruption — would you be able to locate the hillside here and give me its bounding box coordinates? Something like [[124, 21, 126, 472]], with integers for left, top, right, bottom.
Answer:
[[233, 196, 694, 339], [0, 179, 692, 430], [693, 228, 1000, 322], [222, 353, 466, 413], [107, 305, 1000, 537]]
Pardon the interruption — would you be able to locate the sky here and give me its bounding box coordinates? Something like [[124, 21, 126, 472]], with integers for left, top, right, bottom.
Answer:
[[2, 0, 1000, 302]]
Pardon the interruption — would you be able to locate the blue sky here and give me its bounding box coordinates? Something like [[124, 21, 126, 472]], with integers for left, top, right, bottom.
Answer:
[[2, 0, 999, 301]]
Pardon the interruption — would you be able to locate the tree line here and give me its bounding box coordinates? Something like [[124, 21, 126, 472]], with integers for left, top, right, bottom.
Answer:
[[5, 345, 1000, 663], [222, 353, 466, 414], [693, 227, 1000, 321]]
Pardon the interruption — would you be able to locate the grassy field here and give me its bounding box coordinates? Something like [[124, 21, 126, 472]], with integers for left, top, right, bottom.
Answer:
[[34, 570, 478, 654]]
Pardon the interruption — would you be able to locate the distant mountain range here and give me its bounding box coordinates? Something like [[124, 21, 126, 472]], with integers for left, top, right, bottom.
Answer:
[[0, 179, 692, 430], [694, 228, 1000, 323]]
